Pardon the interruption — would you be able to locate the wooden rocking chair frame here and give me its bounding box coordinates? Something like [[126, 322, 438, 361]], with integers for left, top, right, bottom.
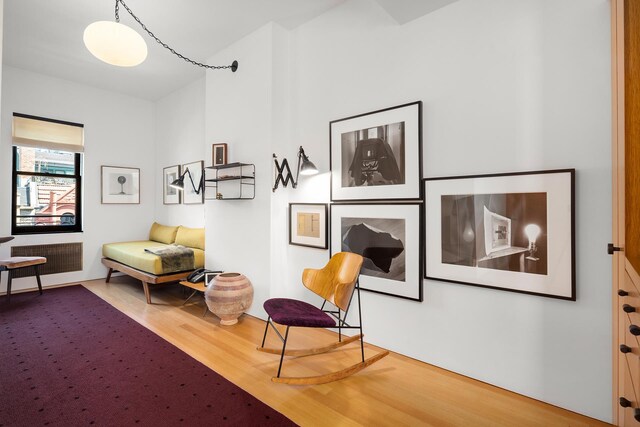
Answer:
[[258, 254, 388, 385]]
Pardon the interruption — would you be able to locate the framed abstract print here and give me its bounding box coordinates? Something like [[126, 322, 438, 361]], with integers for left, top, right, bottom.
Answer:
[[289, 203, 328, 249]]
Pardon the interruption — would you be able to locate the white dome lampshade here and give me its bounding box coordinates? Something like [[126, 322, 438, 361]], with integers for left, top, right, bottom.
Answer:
[[83, 21, 148, 67]]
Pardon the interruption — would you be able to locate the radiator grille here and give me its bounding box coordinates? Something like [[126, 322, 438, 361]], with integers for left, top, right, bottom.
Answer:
[[10, 243, 83, 277]]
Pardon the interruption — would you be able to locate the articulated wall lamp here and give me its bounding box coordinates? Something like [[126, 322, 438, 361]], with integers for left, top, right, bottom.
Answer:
[[170, 168, 204, 194], [273, 146, 318, 192], [84, 0, 239, 71]]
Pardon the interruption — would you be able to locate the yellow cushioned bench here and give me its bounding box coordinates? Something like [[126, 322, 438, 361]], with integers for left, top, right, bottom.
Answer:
[[102, 241, 205, 275], [101, 223, 205, 304]]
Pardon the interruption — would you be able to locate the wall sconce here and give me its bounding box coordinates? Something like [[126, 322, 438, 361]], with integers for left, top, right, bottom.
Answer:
[[524, 224, 541, 261], [272, 146, 318, 192], [170, 168, 204, 194]]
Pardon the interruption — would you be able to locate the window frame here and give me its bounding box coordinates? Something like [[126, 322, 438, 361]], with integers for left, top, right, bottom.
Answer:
[[11, 145, 83, 235]]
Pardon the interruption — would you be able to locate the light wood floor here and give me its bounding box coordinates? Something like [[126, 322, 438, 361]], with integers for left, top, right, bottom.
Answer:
[[77, 276, 608, 427]]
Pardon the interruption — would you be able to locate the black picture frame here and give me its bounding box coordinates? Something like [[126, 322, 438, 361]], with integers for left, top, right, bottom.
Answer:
[[423, 169, 576, 301], [163, 165, 181, 205], [330, 101, 423, 202], [330, 202, 423, 301], [289, 203, 328, 249]]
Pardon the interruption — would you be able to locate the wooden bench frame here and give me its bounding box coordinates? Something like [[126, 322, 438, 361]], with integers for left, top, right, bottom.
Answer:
[[102, 257, 195, 304]]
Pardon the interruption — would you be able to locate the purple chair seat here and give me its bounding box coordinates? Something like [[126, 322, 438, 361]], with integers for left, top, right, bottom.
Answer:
[[264, 298, 336, 328]]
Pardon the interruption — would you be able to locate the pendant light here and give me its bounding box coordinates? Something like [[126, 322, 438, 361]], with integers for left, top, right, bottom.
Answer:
[[84, 21, 147, 67], [84, 0, 238, 72]]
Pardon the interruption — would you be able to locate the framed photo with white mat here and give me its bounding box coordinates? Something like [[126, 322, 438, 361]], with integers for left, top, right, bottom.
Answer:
[[330, 202, 423, 301]]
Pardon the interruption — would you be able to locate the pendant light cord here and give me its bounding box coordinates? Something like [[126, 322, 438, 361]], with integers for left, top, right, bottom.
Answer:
[[114, 0, 237, 71]]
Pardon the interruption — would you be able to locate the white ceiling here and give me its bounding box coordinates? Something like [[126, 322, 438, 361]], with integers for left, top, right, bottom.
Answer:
[[3, 0, 458, 101]]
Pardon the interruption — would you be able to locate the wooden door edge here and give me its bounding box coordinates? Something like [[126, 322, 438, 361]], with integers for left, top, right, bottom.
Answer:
[[612, 0, 625, 424]]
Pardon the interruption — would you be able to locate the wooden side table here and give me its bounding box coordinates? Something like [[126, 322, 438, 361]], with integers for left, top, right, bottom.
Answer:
[[179, 280, 211, 317]]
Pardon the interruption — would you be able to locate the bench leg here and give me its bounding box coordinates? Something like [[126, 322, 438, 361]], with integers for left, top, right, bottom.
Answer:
[[142, 281, 151, 304], [6, 270, 12, 303], [106, 268, 114, 283], [34, 265, 43, 295]]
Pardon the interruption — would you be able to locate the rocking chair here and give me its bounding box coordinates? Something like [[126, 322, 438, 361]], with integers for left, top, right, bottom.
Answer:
[[257, 252, 389, 385]]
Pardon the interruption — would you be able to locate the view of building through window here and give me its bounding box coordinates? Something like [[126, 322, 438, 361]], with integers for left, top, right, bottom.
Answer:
[[14, 146, 79, 228]]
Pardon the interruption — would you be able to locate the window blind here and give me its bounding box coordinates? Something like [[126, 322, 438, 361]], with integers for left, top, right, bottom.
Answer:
[[12, 113, 84, 153]]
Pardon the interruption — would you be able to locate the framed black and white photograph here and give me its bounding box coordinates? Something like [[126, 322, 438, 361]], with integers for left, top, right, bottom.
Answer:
[[212, 143, 228, 167], [330, 203, 422, 301], [101, 166, 140, 204], [182, 160, 204, 205], [289, 203, 328, 249], [424, 169, 575, 300], [330, 101, 422, 201], [163, 165, 181, 205]]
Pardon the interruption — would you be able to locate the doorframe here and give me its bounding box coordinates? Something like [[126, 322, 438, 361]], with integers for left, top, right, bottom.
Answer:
[[612, 0, 626, 424]]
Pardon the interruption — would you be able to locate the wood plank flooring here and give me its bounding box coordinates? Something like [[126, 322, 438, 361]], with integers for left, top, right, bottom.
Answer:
[[78, 276, 608, 426]]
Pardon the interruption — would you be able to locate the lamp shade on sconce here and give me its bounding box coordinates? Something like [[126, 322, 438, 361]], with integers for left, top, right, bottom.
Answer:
[[299, 158, 318, 176], [298, 147, 318, 176], [169, 176, 185, 190], [83, 21, 148, 67]]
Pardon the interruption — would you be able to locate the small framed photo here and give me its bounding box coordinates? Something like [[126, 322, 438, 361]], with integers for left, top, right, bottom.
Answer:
[[182, 160, 204, 205], [289, 203, 328, 249], [330, 101, 422, 202], [330, 203, 423, 301], [212, 143, 228, 167], [101, 166, 140, 204], [163, 165, 181, 205], [424, 169, 575, 300]]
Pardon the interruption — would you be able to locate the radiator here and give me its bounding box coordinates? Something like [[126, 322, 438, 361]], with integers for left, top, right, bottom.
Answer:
[[10, 242, 83, 277]]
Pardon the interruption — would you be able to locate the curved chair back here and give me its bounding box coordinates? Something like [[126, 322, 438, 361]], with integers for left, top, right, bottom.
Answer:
[[302, 252, 364, 312]]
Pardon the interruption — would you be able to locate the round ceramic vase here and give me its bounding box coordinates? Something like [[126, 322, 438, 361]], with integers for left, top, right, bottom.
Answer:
[[205, 273, 253, 325]]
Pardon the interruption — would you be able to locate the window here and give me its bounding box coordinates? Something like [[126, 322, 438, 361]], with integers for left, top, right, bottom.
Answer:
[[11, 114, 83, 234]]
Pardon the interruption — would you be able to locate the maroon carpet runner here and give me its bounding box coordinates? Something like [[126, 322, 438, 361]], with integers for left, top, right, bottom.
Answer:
[[0, 286, 296, 426]]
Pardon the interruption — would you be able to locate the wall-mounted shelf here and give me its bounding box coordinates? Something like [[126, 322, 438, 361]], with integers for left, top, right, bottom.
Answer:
[[205, 162, 255, 200]]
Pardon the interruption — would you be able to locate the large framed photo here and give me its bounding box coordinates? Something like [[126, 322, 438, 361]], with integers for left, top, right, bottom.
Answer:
[[101, 166, 140, 204], [289, 203, 328, 249], [330, 203, 423, 301], [330, 101, 422, 201], [182, 160, 204, 205], [424, 169, 575, 300], [163, 165, 181, 205]]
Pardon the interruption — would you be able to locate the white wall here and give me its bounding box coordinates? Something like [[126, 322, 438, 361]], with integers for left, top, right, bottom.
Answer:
[[0, 2, 3, 166], [154, 77, 206, 228], [204, 24, 283, 313], [0, 66, 156, 292], [204, 0, 612, 421]]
